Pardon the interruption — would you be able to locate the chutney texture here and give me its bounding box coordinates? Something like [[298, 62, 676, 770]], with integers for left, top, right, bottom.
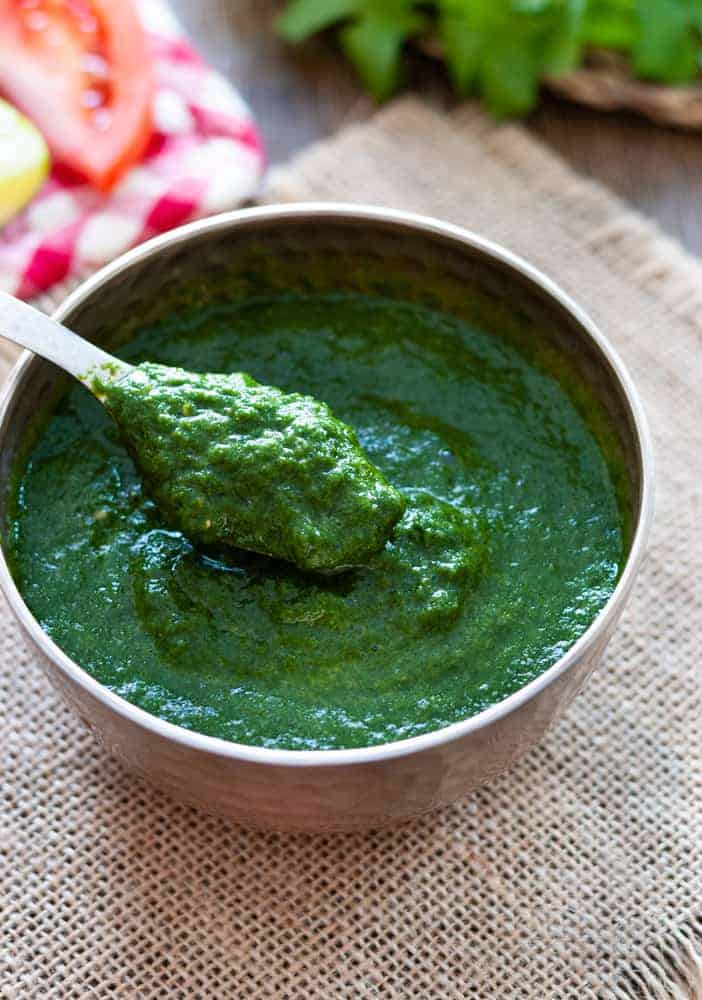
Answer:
[[9, 290, 623, 750]]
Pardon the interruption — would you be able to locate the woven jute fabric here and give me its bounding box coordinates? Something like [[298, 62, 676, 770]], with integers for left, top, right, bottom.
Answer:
[[2, 99, 702, 999]]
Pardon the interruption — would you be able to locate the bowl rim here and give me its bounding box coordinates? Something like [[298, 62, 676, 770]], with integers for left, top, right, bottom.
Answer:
[[0, 202, 655, 768]]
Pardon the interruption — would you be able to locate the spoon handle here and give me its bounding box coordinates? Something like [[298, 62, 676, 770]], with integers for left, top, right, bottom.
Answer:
[[0, 291, 132, 389]]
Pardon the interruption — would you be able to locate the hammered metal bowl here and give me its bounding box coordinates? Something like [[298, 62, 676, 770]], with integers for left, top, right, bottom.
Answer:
[[0, 205, 654, 832]]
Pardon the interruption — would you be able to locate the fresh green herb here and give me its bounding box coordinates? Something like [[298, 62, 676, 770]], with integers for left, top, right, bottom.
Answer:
[[277, 0, 702, 115]]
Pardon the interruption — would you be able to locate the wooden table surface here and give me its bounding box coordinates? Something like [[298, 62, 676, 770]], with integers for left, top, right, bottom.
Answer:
[[172, 0, 702, 258]]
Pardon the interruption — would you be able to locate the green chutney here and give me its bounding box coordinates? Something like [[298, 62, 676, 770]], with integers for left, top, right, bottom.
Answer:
[[97, 363, 405, 572], [8, 288, 624, 750]]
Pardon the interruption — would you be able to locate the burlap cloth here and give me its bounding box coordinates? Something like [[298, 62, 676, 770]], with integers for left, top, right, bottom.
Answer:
[[2, 98, 702, 999]]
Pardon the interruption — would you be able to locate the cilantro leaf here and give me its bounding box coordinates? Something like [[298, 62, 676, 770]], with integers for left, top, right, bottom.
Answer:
[[340, 2, 427, 99], [276, 0, 702, 117], [278, 0, 424, 100], [633, 0, 700, 82], [437, 1, 584, 116], [582, 0, 638, 48], [481, 35, 541, 116], [277, 0, 360, 42], [541, 0, 586, 73], [437, 3, 483, 94]]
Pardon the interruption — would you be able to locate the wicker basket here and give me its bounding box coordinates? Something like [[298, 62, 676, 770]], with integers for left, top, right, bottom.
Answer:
[[547, 50, 702, 128]]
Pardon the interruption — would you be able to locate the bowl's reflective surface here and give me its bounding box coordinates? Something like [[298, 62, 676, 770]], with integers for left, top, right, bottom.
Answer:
[[0, 205, 653, 831]]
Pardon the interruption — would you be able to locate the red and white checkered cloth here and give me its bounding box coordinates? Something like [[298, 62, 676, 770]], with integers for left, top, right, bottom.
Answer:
[[0, 0, 265, 301]]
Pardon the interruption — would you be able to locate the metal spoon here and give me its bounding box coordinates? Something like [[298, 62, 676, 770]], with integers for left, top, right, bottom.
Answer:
[[0, 290, 132, 391]]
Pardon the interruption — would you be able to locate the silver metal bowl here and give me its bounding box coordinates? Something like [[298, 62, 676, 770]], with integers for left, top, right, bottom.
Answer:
[[0, 205, 654, 832]]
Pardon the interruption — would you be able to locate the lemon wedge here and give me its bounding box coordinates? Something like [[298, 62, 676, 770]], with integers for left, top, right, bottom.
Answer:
[[0, 99, 50, 228]]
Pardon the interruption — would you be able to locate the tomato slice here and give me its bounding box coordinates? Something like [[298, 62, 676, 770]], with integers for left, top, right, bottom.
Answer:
[[0, 0, 153, 191]]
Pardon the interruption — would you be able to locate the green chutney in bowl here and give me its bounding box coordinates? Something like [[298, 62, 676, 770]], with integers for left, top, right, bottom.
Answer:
[[7, 248, 626, 752]]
